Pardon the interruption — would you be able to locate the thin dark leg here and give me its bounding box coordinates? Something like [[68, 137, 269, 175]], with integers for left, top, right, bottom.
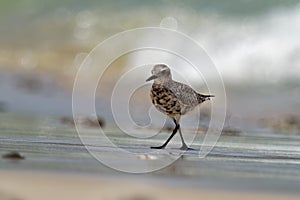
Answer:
[[151, 120, 179, 149], [178, 127, 195, 151], [178, 127, 188, 150]]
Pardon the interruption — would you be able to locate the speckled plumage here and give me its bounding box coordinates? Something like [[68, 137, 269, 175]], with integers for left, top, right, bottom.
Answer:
[[150, 81, 210, 119]]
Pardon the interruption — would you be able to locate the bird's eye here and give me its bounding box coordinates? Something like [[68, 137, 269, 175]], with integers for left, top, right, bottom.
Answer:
[[161, 69, 168, 74]]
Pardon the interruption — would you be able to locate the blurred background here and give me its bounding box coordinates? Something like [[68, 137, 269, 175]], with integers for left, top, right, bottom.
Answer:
[[1, 0, 300, 135], [1, 0, 300, 199]]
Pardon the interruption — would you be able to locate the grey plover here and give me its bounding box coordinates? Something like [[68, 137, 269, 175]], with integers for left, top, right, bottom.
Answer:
[[146, 64, 214, 150]]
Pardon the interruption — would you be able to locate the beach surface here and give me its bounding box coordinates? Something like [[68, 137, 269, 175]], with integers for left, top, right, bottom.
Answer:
[[1, 169, 300, 200], [1, 113, 300, 199]]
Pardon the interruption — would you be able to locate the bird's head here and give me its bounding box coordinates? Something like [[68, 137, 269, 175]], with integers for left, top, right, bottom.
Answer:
[[146, 64, 172, 83]]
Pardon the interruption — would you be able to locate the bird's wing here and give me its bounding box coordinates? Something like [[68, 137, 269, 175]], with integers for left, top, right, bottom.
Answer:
[[165, 81, 199, 106]]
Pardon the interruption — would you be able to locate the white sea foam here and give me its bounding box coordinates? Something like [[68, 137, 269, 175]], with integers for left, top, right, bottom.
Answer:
[[191, 5, 300, 83]]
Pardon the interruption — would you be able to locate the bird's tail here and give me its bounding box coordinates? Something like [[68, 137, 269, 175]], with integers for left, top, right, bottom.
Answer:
[[197, 94, 215, 103]]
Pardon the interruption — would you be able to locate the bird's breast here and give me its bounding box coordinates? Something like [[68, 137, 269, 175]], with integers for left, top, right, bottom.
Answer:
[[150, 84, 182, 116]]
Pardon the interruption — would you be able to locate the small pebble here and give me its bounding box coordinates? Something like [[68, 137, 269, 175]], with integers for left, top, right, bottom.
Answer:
[[137, 154, 157, 160], [2, 151, 25, 160], [60, 116, 105, 128]]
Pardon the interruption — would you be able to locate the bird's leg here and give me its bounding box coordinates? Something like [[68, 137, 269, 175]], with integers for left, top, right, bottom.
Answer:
[[178, 127, 187, 150], [151, 122, 179, 149], [178, 127, 195, 151]]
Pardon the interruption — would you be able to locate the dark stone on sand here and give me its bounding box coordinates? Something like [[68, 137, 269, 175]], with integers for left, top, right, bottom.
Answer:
[[2, 151, 25, 160], [85, 117, 105, 128], [60, 116, 105, 128]]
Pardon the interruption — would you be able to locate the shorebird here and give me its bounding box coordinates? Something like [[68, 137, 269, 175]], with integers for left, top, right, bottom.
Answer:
[[146, 64, 214, 150]]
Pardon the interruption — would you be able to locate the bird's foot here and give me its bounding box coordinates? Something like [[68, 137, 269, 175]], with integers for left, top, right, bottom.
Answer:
[[151, 145, 166, 149], [180, 144, 196, 151]]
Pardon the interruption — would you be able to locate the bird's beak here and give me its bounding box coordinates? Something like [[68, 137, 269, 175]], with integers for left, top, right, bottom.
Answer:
[[146, 75, 158, 82]]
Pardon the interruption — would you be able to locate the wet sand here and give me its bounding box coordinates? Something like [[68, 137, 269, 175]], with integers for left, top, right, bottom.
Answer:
[[0, 169, 299, 200], [1, 113, 300, 199]]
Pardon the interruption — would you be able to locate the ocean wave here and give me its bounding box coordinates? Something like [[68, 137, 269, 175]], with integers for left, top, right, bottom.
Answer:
[[193, 4, 300, 83]]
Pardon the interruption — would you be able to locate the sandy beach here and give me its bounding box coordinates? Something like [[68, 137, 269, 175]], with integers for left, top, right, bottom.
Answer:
[[0, 169, 299, 200]]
